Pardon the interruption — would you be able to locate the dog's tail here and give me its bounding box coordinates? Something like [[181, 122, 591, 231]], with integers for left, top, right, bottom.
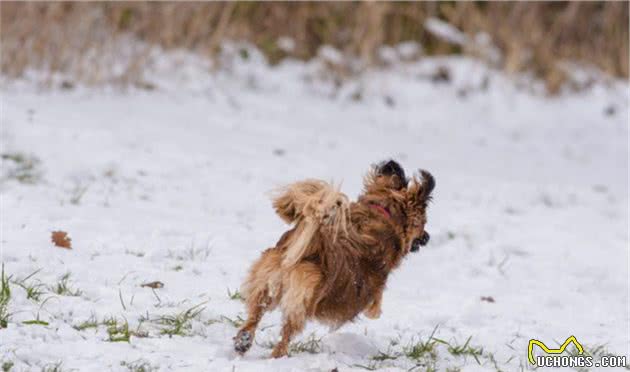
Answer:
[[271, 179, 349, 267]]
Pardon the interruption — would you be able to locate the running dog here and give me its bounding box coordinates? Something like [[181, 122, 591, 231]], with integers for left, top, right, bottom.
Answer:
[[234, 160, 434, 358]]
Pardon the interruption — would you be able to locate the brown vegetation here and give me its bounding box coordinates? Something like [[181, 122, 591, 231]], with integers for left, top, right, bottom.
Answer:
[[1, 2, 627, 92]]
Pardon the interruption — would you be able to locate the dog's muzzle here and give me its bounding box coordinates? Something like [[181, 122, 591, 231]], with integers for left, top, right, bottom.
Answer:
[[410, 232, 430, 252]]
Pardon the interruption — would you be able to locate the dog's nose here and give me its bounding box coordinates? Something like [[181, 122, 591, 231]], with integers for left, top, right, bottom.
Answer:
[[410, 232, 430, 252]]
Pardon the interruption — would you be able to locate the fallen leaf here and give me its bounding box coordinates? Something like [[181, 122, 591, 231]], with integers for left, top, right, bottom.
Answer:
[[51, 231, 72, 249], [141, 281, 164, 289]]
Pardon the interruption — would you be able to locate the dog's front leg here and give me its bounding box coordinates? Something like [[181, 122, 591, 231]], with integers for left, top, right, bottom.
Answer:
[[363, 286, 383, 319]]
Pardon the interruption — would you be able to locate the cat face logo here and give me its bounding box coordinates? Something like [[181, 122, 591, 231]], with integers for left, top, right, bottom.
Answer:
[[528, 335, 584, 365]]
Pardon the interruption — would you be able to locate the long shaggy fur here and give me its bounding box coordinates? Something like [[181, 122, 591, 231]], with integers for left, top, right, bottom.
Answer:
[[271, 179, 349, 268], [234, 161, 434, 358]]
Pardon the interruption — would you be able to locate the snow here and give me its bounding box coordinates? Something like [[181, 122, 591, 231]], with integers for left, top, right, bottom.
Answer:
[[1, 50, 628, 372], [318, 45, 345, 66], [277, 37, 296, 53], [424, 18, 468, 46]]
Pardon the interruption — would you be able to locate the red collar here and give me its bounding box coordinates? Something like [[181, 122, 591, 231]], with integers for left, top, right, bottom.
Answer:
[[369, 203, 391, 219]]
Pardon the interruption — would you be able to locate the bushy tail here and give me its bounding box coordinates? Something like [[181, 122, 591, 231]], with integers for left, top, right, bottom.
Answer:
[[271, 179, 349, 267]]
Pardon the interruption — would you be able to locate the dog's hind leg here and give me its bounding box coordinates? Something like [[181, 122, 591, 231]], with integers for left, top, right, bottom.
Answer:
[[234, 249, 282, 355], [234, 289, 273, 354], [271, 313, 304, 358], [271, 262, 321, 358]]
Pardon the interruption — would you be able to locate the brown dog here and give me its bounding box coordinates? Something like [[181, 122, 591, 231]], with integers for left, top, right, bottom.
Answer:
[[234, 160, 434, 358]]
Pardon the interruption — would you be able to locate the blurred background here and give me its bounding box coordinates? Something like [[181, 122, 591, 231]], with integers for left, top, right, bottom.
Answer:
[[1, 1, 628, 93], [1, 2, 629, 371]]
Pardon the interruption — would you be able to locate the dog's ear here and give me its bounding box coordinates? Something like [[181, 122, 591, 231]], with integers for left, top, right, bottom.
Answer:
[[364, 160, 408, 191], [407, 169, 435, 207]]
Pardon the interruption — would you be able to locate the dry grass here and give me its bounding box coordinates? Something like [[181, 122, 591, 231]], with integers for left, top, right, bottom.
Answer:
[[448, 2, 629, 92], [1, 2, 627, 92]]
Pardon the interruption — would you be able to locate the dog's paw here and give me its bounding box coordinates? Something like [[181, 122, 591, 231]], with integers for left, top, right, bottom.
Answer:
[[271, 345, 288, 358], [363, 305, 382, 319], [234, 330, 253, 354]]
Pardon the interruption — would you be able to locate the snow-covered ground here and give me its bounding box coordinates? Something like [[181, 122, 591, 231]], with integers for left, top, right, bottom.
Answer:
[[1, 50, 628, 371]]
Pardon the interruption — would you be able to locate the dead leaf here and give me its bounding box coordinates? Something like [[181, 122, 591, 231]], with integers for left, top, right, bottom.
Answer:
[[141, 281, 164, 289], [51, 231, 72, 249]]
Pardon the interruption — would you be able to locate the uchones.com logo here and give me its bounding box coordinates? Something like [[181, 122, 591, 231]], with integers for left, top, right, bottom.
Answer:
[[528, 336, 627, 368]]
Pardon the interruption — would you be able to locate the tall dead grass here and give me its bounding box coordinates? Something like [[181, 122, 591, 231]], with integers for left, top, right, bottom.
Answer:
[[1, 2, 627, 92]]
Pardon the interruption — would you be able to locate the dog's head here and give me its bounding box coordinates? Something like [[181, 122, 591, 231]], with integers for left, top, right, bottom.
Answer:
[[360, 160, 434, 254]]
